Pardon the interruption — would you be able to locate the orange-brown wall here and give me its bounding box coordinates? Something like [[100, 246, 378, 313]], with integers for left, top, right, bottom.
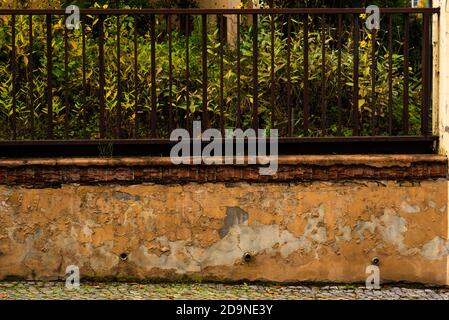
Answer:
[[0, 179, 447, 284]]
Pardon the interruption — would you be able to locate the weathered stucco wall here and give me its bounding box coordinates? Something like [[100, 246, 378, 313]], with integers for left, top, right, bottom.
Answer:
[[0, 179, 448, 284]]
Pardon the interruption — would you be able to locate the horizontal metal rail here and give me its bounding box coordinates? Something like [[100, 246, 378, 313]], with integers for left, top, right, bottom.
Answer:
[[0, 136, 436, 145], [0, 136, 437, 157], [0, 8, 440, 15]]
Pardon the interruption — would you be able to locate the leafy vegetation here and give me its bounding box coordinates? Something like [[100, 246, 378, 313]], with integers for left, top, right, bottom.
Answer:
[[0, 4, 425, 139]]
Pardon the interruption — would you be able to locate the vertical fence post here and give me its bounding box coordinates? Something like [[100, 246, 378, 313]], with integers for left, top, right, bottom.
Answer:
[[252, 13, 259, 131], [150, 14, 157, 138], [167, 15, 174, 131], [219, 14, 225, 135], [270, 12, 275, 130], [388, 14, 393, 136], [185, 14, 190, 133], [403, 13, 410, 135], [46, 14, 53, 139], [133, 15, 139, 138], [11, 14, 16, 140], [371, 28, 377, 135], [422, 13, 430, 136], [337, 13, 342, 136], [29, 15, 34, 139], [432, 3, 439, 137], [64, 19, 70, 139], [287, 14, 292, 136], [236, 13, 241, 129], [352, 14, 360, 136], [201, 14, 209, 131], [303, 14, 309, 136], [98, 15, 106, 139], [320, 14, 327, 134], [82, 15, 87, 139], [116, 15, 122, 138]]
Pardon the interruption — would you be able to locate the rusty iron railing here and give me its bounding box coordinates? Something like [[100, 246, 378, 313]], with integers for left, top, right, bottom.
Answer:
[[0, 8, 440, 155]]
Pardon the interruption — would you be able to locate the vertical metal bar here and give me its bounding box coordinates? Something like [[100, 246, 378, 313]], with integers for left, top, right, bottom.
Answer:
[[98, 15, 106, 139], [388, 14, 393, 135], [303, 14, 309, 136], [11, 14, 16, 140], [270, 12, 275, 130], [320, 14, 326, 134], [29, 15, 34, 139], [133, 15, 139, 138], [116, 15, 122, 138], [236, 14, 241, 129], [352, 14, 360, 136], [82, 15, 87, 138], [150, 14, 157, 138], [371, 28, 377, 135], [429, 11, 434, 135], [219, 14, 225, 135], [422, 13, 430, 136], [201, 14, 209, 130], [185, 14, 190, 132], [403, 13, 409, 135], [337, 13, 342, 136], [46, 14, 53, 139], [252, 13, 258, 131], [167, 15, 174, 131], [287, 14, 292, 136], [64, 19, 70, 139]]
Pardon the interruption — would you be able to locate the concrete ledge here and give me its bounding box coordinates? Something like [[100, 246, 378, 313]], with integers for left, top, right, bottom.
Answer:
[[0, 155, 446, 185]]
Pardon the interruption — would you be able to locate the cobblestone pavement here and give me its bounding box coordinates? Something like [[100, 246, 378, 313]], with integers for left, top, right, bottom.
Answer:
[[0, 282, 449, 300]]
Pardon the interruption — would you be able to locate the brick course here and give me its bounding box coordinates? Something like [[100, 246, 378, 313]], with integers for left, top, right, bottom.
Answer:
[[0, 155, 446, 186]]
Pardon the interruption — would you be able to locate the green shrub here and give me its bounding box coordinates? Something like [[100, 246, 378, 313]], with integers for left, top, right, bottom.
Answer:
[[0, 12, 423, 139]]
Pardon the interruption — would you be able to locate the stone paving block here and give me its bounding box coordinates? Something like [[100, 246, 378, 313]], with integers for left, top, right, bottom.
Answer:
[[0, 282, 448, 300]]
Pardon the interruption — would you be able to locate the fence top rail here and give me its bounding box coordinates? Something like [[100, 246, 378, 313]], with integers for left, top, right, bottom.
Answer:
[[0, 7, 440, 15]]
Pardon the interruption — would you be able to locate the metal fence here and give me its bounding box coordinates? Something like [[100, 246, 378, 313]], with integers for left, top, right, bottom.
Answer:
[[0, 8, 440, 151]]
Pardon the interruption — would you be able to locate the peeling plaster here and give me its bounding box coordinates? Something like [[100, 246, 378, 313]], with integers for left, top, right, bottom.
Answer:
[[0, 180, 447, 284], [400, 202, 421, 214], [421, 237, 449, 260]]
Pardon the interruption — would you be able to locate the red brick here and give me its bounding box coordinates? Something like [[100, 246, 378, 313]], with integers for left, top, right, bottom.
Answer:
[[0, 157, 446, 185]]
